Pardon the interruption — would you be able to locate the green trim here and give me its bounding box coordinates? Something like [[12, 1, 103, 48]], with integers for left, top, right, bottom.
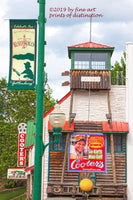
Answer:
[[68, 48, 114, 58], [71, 52, 74, 69], [48, 130, 73, 133], [108, 53, 111, 70], [125, 135, 127, 183], [103, 131, 129, 134], [78, 173, 80, 186], [48, 135, 50, 182]]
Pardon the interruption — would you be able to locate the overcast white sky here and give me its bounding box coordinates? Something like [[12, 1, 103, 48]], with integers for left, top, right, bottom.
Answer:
[[0, 0, 133, 99]]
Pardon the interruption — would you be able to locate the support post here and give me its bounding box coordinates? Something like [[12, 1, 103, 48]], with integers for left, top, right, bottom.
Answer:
[[33, 0, 46, 200], [107, 90, 117, 184], [61, 90, 74, 183]]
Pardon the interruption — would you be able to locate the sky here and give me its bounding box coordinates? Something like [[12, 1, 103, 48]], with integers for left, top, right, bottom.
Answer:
[[0, 0, 133, 100]]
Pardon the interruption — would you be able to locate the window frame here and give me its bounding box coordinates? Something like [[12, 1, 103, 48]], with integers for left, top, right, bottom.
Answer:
[[106, 133, 124, 153], [51, 133, 67, 152], [73, 52, 109, 70]]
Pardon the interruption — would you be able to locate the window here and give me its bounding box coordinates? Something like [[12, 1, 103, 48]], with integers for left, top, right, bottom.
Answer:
[[107, 134, 123, 152], [74, 53, 108, 70], [52, 134, 66, 151]]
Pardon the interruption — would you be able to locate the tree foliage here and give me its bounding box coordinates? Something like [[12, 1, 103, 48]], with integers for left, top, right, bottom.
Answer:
[[111, 52, 126, 85], [0, 78, 55, 178]]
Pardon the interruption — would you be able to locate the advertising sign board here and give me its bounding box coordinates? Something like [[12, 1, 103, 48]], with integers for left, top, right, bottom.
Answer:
[[68, 133, 106, 172], [17, 123, 27, 167], [7, 168, 27, 180]]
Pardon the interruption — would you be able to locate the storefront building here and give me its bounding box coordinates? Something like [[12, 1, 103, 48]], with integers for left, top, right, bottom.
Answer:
[[25, 41, 129, 200]]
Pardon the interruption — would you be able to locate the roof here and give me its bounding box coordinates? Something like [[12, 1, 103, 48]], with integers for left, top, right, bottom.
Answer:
[[48, 121, 74, 132], [24, 121, 36, 149], [25, 165, 34, 172], [68, 41, 114, 58], [68, 41, 114, 49], [24, 92, 71, 149], [43, 92, 71, 119], [102, 121, 129, 133]]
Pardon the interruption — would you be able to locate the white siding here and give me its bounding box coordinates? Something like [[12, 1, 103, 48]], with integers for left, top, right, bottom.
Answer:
[[41, 95, 71, 200], [73, 86, 126, 122], [41, 87, 126, 199], [126, 42, 133, 200]]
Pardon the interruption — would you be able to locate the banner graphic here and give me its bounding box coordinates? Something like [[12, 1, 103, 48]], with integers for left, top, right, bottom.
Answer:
[[68, 133, 106, 172], [8, 20, 37, 90]]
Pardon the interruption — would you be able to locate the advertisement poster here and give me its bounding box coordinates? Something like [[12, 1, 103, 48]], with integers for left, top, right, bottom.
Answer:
[[8, 19, 37, 90], [7, 168, 27, 180], [68, 133, 106, 172]]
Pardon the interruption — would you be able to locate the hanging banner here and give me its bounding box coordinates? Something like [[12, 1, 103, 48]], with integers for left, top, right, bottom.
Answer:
[[68, 133, 106, 172], [17, 123, 27, 167], [8, 20, 37, 90]]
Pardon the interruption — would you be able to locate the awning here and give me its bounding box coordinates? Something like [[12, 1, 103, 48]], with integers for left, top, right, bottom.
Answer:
[[25, 165, 34, 172], [102, 121, 129, 133], [48, 121, 74, 132]]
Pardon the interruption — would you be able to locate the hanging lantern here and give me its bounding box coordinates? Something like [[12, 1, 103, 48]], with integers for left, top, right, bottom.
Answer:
[[80, 178, 93, 192]]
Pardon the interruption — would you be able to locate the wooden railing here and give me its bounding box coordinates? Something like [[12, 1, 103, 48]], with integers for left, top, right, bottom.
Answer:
[[47, 182, 127, 199]]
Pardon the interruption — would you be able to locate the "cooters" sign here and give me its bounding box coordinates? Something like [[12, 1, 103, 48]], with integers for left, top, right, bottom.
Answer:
[[17, 123, 27, 167]]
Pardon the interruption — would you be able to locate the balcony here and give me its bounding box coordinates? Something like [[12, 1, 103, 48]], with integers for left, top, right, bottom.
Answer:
[[47, 182, 127, 199]]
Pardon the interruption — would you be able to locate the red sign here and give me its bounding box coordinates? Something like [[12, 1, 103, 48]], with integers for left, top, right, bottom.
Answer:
[[68, 133, 106, 172], [17, 132, 26, 167]]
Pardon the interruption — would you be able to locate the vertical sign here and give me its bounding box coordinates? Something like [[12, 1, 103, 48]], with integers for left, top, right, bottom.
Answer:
[[17, 123, 27, 167], [68, 133, 106, 172], [8, 20, 37, 90]]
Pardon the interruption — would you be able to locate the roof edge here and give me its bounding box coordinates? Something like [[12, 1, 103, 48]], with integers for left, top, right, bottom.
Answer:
[[43, 91, 71, 119]]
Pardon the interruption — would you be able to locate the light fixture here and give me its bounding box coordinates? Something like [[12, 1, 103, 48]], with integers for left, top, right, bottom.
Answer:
[[49, 103, 66, 144]]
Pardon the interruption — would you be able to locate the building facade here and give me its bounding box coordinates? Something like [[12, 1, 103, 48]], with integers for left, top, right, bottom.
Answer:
[[25, 41, 129, 200]]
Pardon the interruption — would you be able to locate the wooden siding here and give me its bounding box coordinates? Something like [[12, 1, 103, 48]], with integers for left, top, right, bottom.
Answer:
[[74, 122, 103, 133], [70, 70, 111, 90], [48, 123, 127, 198], [48, 134, 78, 184]]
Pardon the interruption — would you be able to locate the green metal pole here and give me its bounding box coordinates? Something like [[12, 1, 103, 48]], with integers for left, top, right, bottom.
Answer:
[[33, 0, 46, 200]]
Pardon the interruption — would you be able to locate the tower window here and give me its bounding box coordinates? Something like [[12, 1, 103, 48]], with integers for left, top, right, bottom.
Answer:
[[74, 53, 108, 70]]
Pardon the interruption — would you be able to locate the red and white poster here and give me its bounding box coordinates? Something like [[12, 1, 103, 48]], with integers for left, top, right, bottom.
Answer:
[[17, 123, 27, 167], [68, 133, 106, 172]]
